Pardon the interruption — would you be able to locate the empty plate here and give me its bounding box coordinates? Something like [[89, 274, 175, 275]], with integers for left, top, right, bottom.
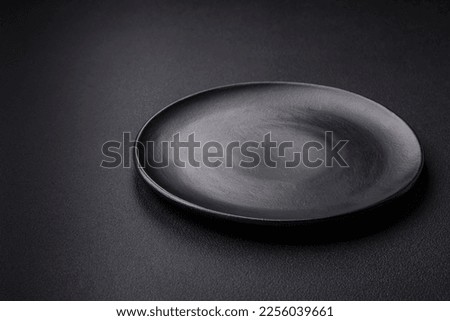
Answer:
[[135, 82, 423, 223]]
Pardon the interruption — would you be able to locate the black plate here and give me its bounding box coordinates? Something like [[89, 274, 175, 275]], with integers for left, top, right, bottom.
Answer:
[[135, 82, 423, 223]]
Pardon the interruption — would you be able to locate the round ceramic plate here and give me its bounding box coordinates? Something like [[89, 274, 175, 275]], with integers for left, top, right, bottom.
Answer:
[[135, 82, 423, 223]]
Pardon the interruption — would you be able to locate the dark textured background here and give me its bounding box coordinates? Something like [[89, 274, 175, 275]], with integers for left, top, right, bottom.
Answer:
[[1, 0, 450, 300]]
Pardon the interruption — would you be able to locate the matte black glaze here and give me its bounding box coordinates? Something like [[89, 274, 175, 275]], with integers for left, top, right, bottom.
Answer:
[[135, 83, 423, 222]]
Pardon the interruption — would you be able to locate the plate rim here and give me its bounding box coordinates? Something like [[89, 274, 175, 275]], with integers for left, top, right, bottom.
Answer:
[[134, 81, 424, 223]]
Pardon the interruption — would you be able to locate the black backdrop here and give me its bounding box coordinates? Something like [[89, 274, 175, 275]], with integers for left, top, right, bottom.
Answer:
[[1, 0, 449, 300]]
